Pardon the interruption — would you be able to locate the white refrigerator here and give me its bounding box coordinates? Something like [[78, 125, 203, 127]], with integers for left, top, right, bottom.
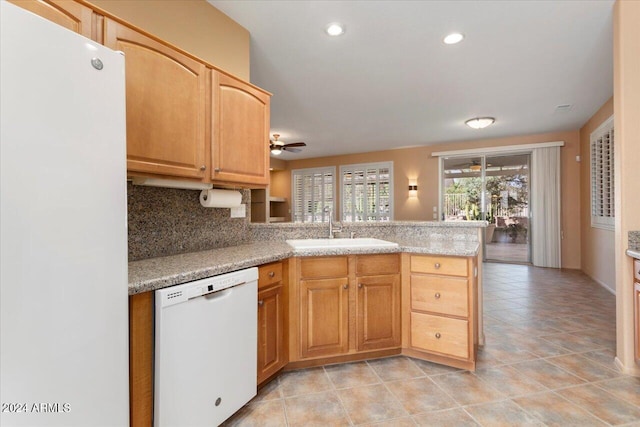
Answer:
[[0, 2, 129, 426]]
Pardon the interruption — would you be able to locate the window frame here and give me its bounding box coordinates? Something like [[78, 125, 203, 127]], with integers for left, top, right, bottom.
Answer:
[[339, 161, 394, 222], [290, 166, 336, 223], [590, 115, 615, 231]]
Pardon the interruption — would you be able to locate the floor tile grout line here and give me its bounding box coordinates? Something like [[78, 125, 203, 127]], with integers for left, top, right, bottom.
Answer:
[[365, 357, 422, 418], [320, 365, 355, 426], [548, 388, 617, 426]]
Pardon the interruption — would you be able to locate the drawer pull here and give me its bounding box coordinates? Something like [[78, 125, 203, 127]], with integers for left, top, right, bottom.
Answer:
[[434, 292, 441, 299], [258, 300, 264, 306], [434, 262, 441, 269], [199, 165, 206, 171], [435, 332, 441, 339], [268, 271, 275, 278], [343, 284, 349, 290]]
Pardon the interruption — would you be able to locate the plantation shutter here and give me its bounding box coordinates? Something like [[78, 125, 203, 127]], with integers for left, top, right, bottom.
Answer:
[[590, 116, 614, 230], [291, 167, 335, 222]]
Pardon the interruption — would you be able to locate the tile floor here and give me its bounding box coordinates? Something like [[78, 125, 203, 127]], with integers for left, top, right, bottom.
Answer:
[[225, 263, 640, 426]]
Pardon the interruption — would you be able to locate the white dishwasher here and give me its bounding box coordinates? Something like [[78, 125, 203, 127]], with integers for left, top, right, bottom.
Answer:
[[154, 267, 258, 427]]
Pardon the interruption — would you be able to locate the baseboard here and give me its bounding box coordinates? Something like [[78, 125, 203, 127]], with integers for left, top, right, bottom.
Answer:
[[614, 357, 640, 377], [584, 272, 616, 295]]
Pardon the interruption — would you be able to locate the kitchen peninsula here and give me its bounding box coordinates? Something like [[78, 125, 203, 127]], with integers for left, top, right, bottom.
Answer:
[[128, 220, 486, 423]]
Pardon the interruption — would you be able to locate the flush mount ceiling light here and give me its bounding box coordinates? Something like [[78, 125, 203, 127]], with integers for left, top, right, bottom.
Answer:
[[325, 23, 345, 36], [443, 32, 464, 45], [465, 117, 495, 129]]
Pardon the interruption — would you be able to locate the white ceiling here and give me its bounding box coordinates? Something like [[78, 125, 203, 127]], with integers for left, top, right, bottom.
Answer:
[[208, 0, 614, 160]]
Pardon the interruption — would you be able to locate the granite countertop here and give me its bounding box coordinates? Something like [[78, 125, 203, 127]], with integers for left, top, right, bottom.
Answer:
[[627, 231, 640, 259], [129, 238, 480, 295]]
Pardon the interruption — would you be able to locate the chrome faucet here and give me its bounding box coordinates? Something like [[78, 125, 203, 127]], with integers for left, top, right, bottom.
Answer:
[[323, 206, 342, 238]]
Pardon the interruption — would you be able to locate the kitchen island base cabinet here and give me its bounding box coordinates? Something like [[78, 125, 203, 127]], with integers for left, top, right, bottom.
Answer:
[[403, 253, 478, 371], [292, 254, 401, 364]]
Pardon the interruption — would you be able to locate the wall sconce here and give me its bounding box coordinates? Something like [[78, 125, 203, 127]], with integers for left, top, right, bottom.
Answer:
[[408, 183, 418, 198]]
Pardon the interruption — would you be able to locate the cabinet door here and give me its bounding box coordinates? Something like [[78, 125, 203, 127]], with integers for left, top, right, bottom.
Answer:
[[9, 0, 94, 39], [356, 274, 401, 351], [104, 19, 208, 179], [300, 277, 349, 358], [258, 285, 286, 384], [635, 281, 640, 361], [212, 71, 270, 186]]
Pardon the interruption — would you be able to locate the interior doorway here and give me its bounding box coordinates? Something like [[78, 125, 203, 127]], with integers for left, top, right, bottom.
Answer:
[[442, 153, 531, 263]]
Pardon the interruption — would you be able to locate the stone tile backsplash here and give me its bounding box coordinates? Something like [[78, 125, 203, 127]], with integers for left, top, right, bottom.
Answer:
[[629, 231, 640, 251], [128, 183, 482, 261], [127, 183, 251, 261]]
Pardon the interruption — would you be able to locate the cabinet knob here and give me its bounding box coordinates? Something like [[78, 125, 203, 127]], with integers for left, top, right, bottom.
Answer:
[[268, 271, 275, 278], [434, 292, 441, 299], [358, 283, 363, 289], [435, 332, 441, 339], [343, 284, 349, 290], [200, 165, 206, 171], [434, 263, 441, 269], [214, 168, 221, 173], [258, 300, 264, 306]]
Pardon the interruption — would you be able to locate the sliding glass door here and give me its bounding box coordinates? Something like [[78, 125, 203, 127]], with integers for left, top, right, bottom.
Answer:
[[442, 153, 531, 263]]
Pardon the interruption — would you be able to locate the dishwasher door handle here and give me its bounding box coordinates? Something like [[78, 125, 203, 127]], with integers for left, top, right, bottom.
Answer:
[[202, 288, 233, 301]]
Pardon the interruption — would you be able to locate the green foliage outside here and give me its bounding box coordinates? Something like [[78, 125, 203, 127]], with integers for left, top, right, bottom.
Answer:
[[444, 173, 528, 223]]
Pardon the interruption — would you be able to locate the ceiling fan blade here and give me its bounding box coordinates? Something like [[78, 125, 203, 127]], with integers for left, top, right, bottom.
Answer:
[[283, 142, 306, 147], [283, 146, 302, 153]]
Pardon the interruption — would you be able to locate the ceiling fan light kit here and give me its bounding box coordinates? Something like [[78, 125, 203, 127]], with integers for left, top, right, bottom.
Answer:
[[465, 117, 495, 129], [269, 133, 307, 155]]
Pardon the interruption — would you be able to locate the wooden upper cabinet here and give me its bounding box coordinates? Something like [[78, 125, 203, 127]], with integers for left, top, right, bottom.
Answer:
[[212, 71, 270, 186], [103, 18, 209, 180], [9, 0, 95, 39]]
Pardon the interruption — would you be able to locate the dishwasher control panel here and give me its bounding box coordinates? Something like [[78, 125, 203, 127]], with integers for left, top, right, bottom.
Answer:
[[156, 267, 259, 308]]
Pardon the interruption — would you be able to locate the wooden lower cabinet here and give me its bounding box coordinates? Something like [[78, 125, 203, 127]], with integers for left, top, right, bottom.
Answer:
[[257, 262, 288, 385], [257, 285, 286, 383], [129, 292, 154, 427], [293, 254, 401, 363], [404, 253, 478, 370], [300, 277, 350, 358], [356, 274, 401, 351], [634, 259, 640, 361]]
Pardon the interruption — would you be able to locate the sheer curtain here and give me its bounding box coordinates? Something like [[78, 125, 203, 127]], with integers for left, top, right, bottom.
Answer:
[[531, 146, 561, 268]]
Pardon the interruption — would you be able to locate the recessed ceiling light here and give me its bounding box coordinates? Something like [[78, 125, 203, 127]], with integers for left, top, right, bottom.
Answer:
[[326, 23, 345, 36], [465, 117, 495, 129], [443, 33, 464, 45]]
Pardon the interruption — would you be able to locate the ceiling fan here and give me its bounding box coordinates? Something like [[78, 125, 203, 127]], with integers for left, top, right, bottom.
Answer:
[[447, 159, 490, 171], [269, 134, 306, 155]]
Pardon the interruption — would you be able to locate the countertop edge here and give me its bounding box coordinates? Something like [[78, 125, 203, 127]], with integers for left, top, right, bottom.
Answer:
[[128, 241, 480, 295], [626, 249, 640, 259]]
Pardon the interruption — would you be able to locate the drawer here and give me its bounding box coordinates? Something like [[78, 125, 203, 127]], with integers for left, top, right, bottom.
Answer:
[[411, 275, 468, 317], [356, 253, 400, 276], [300, 256, 348, 279], [258, 262, 283, 289], [411, 312, 469, 359], [411, 255, 468, 277], [635, 259, 640, 282]]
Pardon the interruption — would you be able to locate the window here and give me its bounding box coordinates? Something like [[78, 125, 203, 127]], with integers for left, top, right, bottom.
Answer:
[[291, 167, 335, 222], [590, 115, 614, 230], [340, 162, 393, 222]]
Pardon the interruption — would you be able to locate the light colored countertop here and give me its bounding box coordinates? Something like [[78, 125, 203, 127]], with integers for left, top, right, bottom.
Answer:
[[627, 249, 640, 260], [128, 238, 481, 295]]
